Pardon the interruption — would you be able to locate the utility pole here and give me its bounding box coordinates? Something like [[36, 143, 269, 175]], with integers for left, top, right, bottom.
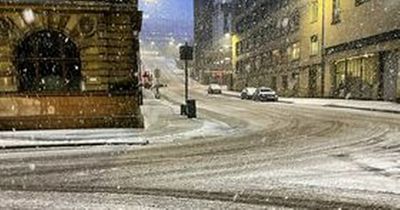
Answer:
[[184, 43, 189, 101], [154, 68, 160, 99], [321, 0, 326, 96]]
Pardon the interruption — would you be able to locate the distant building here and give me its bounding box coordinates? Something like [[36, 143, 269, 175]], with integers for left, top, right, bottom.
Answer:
[[0, 0, 144, 130], [194, 0, 234, 87], [232, 0, 301, 96], [232, 0, 399, 101], [140, 19, 193, 57], [139, 1, 193, 58]]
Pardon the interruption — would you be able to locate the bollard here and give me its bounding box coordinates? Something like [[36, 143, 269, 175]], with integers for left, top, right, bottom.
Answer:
[[180, 104, 187, 116], [186, 99, 197, 118]]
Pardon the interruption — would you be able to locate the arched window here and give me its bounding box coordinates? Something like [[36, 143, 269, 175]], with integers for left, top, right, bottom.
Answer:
[[15, 30, 81, 92]]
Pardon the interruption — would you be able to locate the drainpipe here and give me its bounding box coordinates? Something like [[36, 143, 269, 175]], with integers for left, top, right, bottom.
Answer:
[[321, 0, 326, 97]]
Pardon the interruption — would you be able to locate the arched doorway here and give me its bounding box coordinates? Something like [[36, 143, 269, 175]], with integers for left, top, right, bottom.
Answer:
[[15, 30, 81, 92]]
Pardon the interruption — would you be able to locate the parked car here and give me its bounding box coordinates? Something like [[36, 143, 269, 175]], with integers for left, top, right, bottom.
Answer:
[[208, 84, 222, 94], [253, 87, 278, 102], [240, 87, 257, 100]]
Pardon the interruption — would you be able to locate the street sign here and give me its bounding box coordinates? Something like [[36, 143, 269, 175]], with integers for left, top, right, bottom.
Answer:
[[179, 45, 193, 60], [178, 42, 196, 118]]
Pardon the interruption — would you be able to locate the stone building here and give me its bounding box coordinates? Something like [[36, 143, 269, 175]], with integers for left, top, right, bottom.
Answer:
[[323, 0, 400, 101], [232, 0, 399, 101], [194, 0, 213, 82], [194, 0, 234, 86], [233, 0, 301, 96], [0, 0, 144, 130]]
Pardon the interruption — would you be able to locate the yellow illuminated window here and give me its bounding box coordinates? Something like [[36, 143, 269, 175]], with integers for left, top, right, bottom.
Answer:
[[310, 35, 319, 56], [288, 42, 300, 61]]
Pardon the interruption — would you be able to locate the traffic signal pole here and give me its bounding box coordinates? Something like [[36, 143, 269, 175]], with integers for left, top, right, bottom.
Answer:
[[179, 42, 196, 118], [184, 45, 189, 102]]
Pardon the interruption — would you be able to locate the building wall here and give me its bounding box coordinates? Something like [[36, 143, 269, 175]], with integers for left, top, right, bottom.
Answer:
[[324, 0, 400, 101], [382, 51, 399, 101], [325, 0, 400, 48], [0, 0, 144, 129], [232, 0, 301, 94], [0, 4, 141, 92], [194, 0, 213, 82], [231, 0, 399, 101], [398, 53, 400, 99], [299, 0, 323, 66], [194, 0, 233, 86], [298, 0, 326, 97]]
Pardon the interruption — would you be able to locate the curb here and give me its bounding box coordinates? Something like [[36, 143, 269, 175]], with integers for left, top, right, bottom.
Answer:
[[324, 104, 400, 114], [222, 92, 399, 114], [221, 92, 240, 99], [0, 184, 392, 210], [0, 141, 149, 150], [221, 93, 294, 104]]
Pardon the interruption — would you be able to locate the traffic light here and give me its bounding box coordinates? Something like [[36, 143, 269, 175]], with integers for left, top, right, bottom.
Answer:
[[179, 45, 193, 60]]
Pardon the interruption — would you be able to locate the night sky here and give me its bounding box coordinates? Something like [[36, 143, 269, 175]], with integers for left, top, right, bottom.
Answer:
[[139, 0, 193, 39]]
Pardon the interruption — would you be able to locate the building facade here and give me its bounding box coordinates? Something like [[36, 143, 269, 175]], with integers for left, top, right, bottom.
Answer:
[[194, 0, 214, 82], [323, 0, 400, 101], [232, 0, 400, 101], [0, 0, 144, 130], [194, 0, 234, 87], [233, 0, 301, 96]]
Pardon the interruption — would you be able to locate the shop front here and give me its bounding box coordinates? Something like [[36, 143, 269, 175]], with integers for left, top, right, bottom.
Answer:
[[333, 54, 381, 100]]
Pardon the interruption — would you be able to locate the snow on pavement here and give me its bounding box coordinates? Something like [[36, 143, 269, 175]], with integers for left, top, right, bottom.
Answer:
[[0, 97, 237, 148]]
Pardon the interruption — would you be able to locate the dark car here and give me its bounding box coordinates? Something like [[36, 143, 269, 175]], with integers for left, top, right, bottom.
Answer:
[[240, 87, 257, 100], [253, 87, 278, 102], [208, 84, 222, 94]]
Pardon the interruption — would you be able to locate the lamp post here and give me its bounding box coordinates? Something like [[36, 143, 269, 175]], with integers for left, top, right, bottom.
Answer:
[[321, 0, 326, 96]]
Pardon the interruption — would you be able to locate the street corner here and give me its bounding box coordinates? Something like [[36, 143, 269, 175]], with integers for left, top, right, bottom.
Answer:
[[140, 98, 238, 144]]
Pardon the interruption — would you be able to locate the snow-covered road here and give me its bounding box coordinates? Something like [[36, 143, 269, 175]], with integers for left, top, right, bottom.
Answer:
[[0, 55, 399, 209]]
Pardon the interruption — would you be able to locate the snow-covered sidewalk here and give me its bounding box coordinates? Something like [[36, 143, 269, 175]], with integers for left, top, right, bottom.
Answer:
[[281, 98, 400, 114], [0, 97, 234, 150], [221, 89, 400, 114], [0, 129, 149, 150]]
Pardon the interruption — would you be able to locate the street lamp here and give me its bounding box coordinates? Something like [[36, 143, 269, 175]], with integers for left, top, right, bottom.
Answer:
[[22, 9, 35, 24]]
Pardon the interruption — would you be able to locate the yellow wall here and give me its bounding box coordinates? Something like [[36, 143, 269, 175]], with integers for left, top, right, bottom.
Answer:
[[299, 0, 323, 66], [325, 0, 400, 47], [232, 34, 240, 68]]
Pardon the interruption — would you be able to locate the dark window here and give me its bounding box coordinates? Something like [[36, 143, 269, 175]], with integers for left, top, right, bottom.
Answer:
[[223, 13, 230, 33], [282, 75, 288, 90], [355, 0, 370, 6], [290, 9, 301, 31], [15, 30, 81, 92], [271, 76, 277, 90], [236, 41, 241, 56], [332, 0, 341, 24]]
